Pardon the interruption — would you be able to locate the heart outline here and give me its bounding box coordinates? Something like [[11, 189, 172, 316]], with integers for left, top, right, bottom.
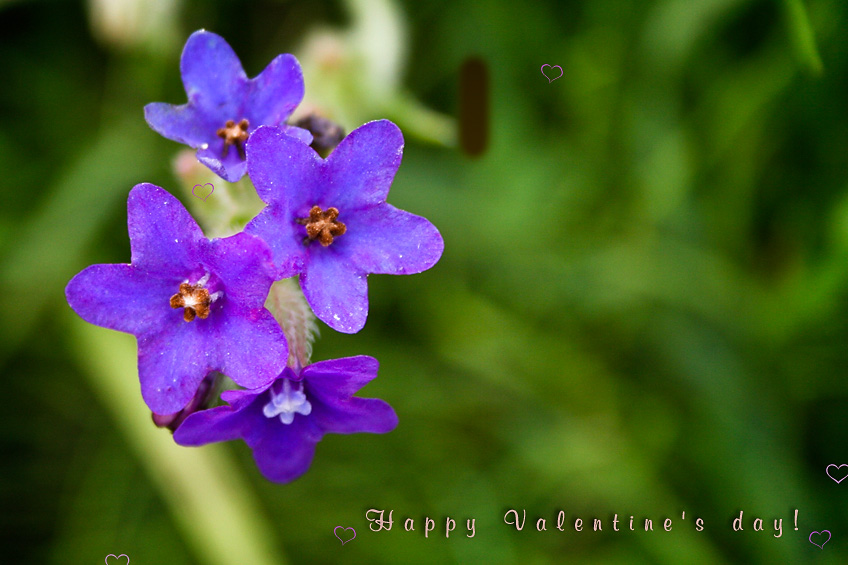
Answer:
[[809, 530, 831, 549], [826, 463, 848, 484], [334, 526, 356, 545], [105, 555, 130, 565], [191, 183, 215, 202], [540, 64, 563, 83]]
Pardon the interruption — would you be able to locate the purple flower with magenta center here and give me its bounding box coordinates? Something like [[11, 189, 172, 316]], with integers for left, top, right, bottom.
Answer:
[[173, 356, 398, 483], [144, 30, 310, 182], [65, 183, 288, 415], [245, 120, 444, 333]]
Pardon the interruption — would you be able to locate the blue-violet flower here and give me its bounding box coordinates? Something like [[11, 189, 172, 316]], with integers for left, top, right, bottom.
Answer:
[[244, 120, 445, 333], [65, 183, 288, 415], [144, 30, 310, 182], [173, 356, 398, 483]]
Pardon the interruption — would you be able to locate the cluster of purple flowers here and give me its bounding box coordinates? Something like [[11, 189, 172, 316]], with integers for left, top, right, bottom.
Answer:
[[65, 31, 443, 483]]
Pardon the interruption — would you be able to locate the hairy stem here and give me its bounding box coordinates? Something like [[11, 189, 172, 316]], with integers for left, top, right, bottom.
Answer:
[[265, 278, 319, 370]]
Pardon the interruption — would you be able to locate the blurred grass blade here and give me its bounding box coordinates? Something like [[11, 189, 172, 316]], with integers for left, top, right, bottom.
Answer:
[[69, 315, 286, 565], [783, 0, 823, 75], [0, 118, 155, 361]]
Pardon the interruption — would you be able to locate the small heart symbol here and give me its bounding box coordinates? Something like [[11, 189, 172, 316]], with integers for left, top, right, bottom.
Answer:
[[826, 464, 848, 483], [334, 526, 356, 545], [540, 64, 563, 83], [191, 183, 214, 201], [809, 530, 831, 549], [105, 554, 130, 565]]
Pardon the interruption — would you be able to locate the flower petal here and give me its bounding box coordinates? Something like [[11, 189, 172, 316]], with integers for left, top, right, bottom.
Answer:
[[244, 204, 307, 278], [311, 396, 398, 435], [245, 125, 322, 207], [244, 125, 317, 272], [281, 124, 313, 145], [144, 102, 215, 147], [173, 404, 247, 445], [324, 120, 404, 210], [251, 416, 320, 483], [196, 144, 248, 183], [220, 383, 272, 408], [233, 397, 322, 483], [302, 356, 379, 397], [208, 303, 287, 391], [245, 54, 305, 127], [137, 322, 212, 414], [300, 247, 369, 333], [303, 356, 398, 434], [345, 204, 444, 275], [175, 385, 321, 484], [245, 121, 403, 212], [127, 184, 205, 275], [65, 264, 174, 335], [180, 30, 248, 113], [202, 232, 277, 306]]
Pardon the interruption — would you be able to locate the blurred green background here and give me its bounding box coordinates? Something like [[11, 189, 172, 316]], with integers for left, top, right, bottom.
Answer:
[[3, 0, 848, 563]]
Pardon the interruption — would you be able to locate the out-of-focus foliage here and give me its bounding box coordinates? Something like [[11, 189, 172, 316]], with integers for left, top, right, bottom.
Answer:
[[2, 0, 848, 563]]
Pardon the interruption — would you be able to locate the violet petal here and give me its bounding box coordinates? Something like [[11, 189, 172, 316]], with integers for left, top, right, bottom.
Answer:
[[244, 204, 307, 278], [172, 403, 247, 445], [344, 203, 445, 275], [128, 183, 205, 275], [246, 409, 321, 483], [137, 321, 213, 415], [323, 120, 404, 210], [180, 30, 247, 113], [65, 264, 174, 336], [245, 54, 305, 128], [196, 144, 249, 183], [144, 102, 213, 148], [301, 356, 379, 396], [300, 247, 369, 333], [208, 302, 288, 390], [311, 396, 398, 435], [245, 125, 321, 208]]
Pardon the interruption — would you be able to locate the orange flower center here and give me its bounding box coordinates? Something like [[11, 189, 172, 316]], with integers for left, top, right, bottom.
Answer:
[[296, 205, 347, 247], [169, 275, 219, 322], [216, 118, 249, 159]]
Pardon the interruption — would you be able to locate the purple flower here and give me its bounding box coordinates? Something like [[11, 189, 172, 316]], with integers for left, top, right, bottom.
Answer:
[[173, 356, 398, 483], [244, 120, 445, 333], [65, 183, 288, 415], [144, 30, 310, 182]]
